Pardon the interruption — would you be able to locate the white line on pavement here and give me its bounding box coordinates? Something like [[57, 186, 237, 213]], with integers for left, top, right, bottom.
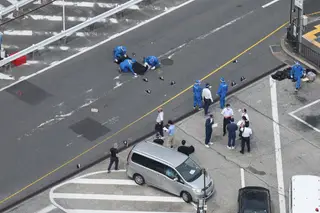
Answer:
[[35, 204, 57, 213], [289, 113, 320, 133], [69, 178, 137, 185], [5, 0, 18, 5], [240, 168, 245, 188], [51, 193, 185, 202], [0, 73, 15, 80], [2, 30, 108, 37], [262, 0, 280, 8], [33, 1, 118, 8], [289, 98, 320, 114], [0, 0, 196, 93], [66, 210, 193, 213], [269, 77, 286, 213], [28, 14, 108, 22]]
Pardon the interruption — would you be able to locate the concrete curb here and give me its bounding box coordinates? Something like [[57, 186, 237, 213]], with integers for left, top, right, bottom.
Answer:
[[280, 37, 320, 73]]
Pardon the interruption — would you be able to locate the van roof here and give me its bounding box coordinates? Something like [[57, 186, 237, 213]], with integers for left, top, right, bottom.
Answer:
[[132, 141, 188, 167], [291, 175, 320, 213]]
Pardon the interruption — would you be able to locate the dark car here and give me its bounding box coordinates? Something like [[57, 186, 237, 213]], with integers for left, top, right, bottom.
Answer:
[[238, 186, 272, 213]]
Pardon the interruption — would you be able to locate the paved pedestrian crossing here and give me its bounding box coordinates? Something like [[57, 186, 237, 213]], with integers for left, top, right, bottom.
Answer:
[[48, 170, 195, 213]]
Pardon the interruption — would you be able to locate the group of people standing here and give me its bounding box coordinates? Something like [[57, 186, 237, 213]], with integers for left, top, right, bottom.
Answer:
[[193, 77, 229, 116], [205, 104, 252, 154], [113, 45, 160, 76]]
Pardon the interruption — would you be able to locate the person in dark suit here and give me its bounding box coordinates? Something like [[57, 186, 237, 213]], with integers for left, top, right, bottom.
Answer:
[[177, 140, 195, 156], [205, 114, 214, 148], [227, 118, 238, 149]]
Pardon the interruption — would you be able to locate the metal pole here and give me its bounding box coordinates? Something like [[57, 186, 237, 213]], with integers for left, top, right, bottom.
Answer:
[[62, 0, 66, 31], [289, 0, 293, 24], [297, 7, 303, 53]]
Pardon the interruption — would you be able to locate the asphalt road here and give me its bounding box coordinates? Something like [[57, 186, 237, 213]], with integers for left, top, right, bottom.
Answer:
[[0, 0, 317, 211]]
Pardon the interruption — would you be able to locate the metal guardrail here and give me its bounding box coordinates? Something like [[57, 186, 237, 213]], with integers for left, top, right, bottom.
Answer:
[[299, 42, 320, 68], [0, 0, 144, 68], [0, 0, 37, 19]]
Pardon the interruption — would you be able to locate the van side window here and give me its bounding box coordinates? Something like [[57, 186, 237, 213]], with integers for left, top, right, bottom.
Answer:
[[131, 153, 166, 175], [164, 166, 178, 179]]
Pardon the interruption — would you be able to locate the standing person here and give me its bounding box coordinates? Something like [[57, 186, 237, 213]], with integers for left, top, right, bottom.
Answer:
[[165, 120, 175, 148], [238, 116, 248, 139], [226, 118, 238, 149], [202, 83, 213, 116], [107, 143, 119, 173], [240, 123, 252, 154], [205, 114, 214, 148], [239, 108, 249, 126], [193, 80, 203, 110], [155, 108, 164, 137], [0, 32, 3, 50], [216, 77, 228, 109], [221, 104, 233, 136], [290, 62, 304, 92]]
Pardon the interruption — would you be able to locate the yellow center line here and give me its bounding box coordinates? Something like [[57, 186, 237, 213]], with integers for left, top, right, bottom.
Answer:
[[1, 11, 319, 205]]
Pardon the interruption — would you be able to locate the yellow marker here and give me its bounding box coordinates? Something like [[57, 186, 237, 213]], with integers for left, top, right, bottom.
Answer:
[[303, 25, 320, 48]]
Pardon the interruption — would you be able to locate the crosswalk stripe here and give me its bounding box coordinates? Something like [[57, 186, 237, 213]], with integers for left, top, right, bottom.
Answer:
[[28, 14, 108, 22], [69, 178, 137, 185], [5, 0, 18, 5], [66, 210, 193, 213], [51, 193, 185, 202], [33, 0, 118, 8], [2, 30, 109, 37]]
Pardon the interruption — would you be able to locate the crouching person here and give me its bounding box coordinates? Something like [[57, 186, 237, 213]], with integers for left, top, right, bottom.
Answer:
[[119, 59, 138, 77], [113, 46, 128, 64], [143, 56, 160, 70]]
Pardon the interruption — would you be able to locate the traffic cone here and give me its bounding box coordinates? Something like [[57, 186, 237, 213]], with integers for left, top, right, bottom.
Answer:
[[159, 76, 164, 80], [77, 164, 81, 169], [145, 89, 151, 94], [233, 59, 238, 63], [170, 81, 176, 85], [143, 78, 148, 82], [240, 76, 246, 81], [231, 81, 237, 87], [123, 140, 128, 147]]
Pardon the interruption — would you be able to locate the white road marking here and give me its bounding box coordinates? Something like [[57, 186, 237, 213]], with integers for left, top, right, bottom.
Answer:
[[35, 204, 57, 213], [262, 0, 280, 8], [0, 73, 15, 80], [240, 168, 245, 188], [5, 0, 18, 4], [158, 10, 253, 58], [51, 193, 185, 202], [289, 98, 320, 114], [29, 14, 108, 22], [69, 178, 137, 185], [0, 0, 196, 93], [269, 77, 286, 213], [289, 113, 320, 133], [66, 211, 193, 213], [33, 0, 118, 8], [3, 30, 108, 37]]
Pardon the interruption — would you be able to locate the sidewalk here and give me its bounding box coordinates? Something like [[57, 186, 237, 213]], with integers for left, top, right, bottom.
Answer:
[[7, 64, 320, 213], [280, 14, 320, 72]]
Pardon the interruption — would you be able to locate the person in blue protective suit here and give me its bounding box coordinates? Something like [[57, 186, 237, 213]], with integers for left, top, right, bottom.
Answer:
[[290, 62, 304, 91], [216, 77, 228, 109], [119, 59, 137, 77], [113, 46, 127, 63], [143, 56, 160, 70], [193, 80, 203, 109]]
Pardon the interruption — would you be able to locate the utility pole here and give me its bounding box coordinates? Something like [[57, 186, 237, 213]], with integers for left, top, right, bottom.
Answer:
[[197, 169, 207, 213], [62, 0, 66, 31], [288, 0, 304, 52]]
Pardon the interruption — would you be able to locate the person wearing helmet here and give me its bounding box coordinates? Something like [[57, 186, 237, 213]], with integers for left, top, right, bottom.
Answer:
[[193, 80, 203, 109], [113, 46, 128, 63], [290, 62, 304, 91], [119, 58, 137, 77], [216, 77, 228, 109], [144, 56, 160, 70]]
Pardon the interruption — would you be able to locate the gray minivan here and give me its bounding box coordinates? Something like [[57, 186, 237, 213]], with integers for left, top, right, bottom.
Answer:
[[126, 141, 214, 203]]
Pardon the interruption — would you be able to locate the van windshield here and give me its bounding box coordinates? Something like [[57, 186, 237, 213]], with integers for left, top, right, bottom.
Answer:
[[176, 158, 202, 182]]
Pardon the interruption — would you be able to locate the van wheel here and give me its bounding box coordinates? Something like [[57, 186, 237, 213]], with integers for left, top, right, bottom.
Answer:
[[133, 174, 145, 185], [181, 191, 192, 203]]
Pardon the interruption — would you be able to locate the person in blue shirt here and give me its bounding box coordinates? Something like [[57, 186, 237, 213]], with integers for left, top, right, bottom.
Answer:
[[193, 80, 203, 109], [113, 46, 127, 63], [290, 62, 304, 91], [119, 59, 137, 76], [216, 77, 228, 109], [143, 56, 160, 70]]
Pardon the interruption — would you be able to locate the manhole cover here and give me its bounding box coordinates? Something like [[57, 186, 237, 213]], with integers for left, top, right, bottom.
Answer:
[[161, 58, 174, 66]]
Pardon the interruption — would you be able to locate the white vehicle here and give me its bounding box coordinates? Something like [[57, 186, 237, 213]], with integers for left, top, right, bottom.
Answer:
[[289, 175, 320, 213]]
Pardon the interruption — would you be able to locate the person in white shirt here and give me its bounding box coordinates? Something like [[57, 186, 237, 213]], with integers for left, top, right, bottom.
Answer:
[[239, 108, 249, 125], [155, 108, 164, 137], [221, 104, 233, 136], [202, 83, 213, 116], [240, 124, 252, 154]]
